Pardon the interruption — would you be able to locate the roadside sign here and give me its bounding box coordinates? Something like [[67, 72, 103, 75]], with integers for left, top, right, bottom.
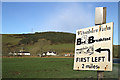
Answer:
[[73, 22, 113, 71]]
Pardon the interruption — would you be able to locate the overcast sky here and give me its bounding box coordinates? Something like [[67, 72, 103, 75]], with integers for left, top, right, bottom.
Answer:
[[2, 2, 119, 45]]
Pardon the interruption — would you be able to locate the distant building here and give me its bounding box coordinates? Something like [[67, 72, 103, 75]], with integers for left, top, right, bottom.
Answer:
[[42, 51, 57, 56], [64, 53, 73, 57], [37, 54, 41, 57], [9, 51, 30, 56], [17, 52, 30, 56]]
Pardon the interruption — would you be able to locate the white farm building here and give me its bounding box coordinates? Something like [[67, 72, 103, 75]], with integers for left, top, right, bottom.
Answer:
[[42, 51, 57, 56], [9, 51, 30, 56]]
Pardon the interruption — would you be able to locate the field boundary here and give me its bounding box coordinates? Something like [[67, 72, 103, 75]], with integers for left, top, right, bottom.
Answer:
[[2, 56, 74, 58]]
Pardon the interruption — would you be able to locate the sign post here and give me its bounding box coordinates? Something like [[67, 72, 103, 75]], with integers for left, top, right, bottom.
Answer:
[[73, 7, 113, 80], [95, 7, 106, 80]]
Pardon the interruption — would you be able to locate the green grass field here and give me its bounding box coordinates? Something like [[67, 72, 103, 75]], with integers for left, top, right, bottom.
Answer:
[[2, 58, 119, 78]]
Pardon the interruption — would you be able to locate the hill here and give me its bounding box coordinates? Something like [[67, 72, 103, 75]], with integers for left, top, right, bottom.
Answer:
[[19, 32, 75, 44], [2, 32, 75, 56], [2, 32, 119, 58]]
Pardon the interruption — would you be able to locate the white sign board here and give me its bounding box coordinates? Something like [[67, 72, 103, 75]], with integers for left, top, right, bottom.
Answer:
[[73, 22, 113, 71]]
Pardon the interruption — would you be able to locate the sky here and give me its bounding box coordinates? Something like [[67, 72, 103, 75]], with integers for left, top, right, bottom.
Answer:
[[2, 2, 119, 45]]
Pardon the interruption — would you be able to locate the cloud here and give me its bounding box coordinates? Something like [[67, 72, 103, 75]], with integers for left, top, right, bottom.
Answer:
[[38, 3, 95, 33]]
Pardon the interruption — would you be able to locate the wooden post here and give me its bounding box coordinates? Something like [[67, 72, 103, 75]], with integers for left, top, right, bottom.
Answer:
[[95, 7, 106, 80], [97, 71, 104, 80]]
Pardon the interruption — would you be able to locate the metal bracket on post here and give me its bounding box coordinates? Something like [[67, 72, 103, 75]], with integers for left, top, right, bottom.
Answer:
[[95, 7, 106, 80]]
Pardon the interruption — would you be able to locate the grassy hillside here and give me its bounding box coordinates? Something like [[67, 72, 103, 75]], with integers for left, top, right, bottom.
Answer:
[[48, 43, 75, 55], [2, 34, 23, 56], [113, 45, 119, 58], [2, 32, 75, 56], [19, 32, 75, 44], [2, 32, 119, 58], [2, 34, 22, 46]]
